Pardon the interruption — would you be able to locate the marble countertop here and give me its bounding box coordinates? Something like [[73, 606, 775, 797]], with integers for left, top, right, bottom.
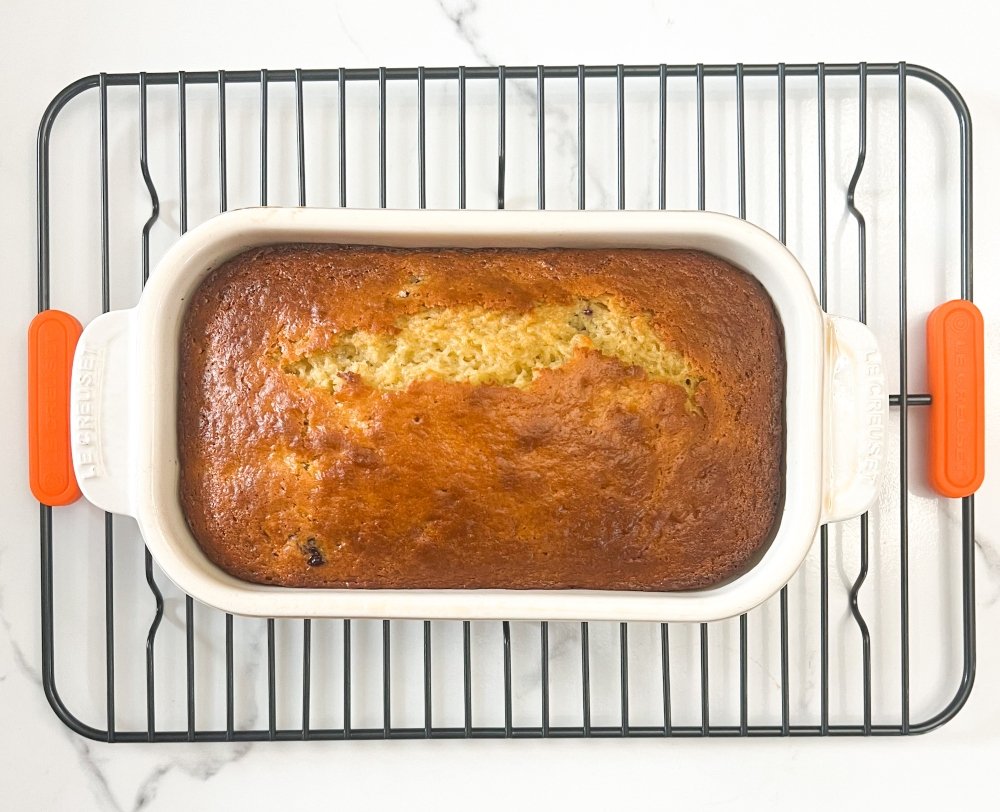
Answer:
[[2, 0, 999, 809]]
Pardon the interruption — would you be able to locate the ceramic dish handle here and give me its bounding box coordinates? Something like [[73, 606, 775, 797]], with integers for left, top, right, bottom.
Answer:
[[68, 309, 135, 516], [821, 315, 889, 524]]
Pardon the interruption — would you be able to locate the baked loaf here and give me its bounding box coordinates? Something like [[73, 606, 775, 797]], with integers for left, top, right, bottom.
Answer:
[[178, 245, 784, 591]]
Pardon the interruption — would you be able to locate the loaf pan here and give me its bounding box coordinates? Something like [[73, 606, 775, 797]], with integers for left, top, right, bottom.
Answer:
[[69, 208, 887, 622]]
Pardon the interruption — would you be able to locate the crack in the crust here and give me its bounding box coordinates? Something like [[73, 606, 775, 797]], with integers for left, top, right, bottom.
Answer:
[[284, 298, 703, 406]]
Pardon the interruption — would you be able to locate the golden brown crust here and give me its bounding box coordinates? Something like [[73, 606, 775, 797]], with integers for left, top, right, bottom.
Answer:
[[178, 246, 784, 591]]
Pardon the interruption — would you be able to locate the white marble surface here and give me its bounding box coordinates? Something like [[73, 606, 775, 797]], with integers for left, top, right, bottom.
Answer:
[[3, 0, 1000, 809]]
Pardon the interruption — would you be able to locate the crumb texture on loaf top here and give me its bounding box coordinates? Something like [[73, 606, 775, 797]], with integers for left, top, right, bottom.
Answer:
[[178, 245, 785, 592], [284, 297, 703, 403]]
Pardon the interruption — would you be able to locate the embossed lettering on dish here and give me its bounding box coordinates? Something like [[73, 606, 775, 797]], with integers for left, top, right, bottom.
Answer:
[[75, 346, 104, 479], [861, 350, 884, 483]]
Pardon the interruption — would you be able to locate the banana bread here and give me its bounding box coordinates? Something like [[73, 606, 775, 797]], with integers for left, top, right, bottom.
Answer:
[[178, 245, 785, 591]]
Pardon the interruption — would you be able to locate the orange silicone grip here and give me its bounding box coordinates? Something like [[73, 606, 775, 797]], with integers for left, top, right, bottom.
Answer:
[[927, 300, 985, 498], [28, 310, 83, 506]]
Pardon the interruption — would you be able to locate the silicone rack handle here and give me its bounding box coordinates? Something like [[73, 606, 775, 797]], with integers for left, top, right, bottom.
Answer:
[[927, 300, 984, 498], [28, 310, 83, 506]]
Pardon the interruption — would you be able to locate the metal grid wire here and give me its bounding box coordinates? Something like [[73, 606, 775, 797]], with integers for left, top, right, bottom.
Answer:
[[37, 63, 976, 741]]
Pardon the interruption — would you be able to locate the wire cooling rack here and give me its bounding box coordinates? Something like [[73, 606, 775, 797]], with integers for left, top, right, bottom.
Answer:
[[37, 63, 975, 741]]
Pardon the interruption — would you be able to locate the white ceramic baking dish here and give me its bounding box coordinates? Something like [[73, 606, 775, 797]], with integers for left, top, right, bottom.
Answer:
[[69, 207, 887, 622]]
